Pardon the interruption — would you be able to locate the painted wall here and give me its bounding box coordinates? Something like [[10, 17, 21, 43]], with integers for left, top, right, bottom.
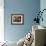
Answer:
[[40, 0, 46, 27], [4, 0, 40, 42]]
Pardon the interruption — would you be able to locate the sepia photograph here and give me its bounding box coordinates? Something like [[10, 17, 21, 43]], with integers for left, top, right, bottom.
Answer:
[[11, 14, 24, 25]]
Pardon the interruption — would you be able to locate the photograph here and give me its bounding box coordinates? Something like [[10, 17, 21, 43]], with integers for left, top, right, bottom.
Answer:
[[11, 14, 24, 25]]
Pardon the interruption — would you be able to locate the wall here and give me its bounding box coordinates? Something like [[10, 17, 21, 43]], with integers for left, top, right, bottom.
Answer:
[[40, 0, 46, 27], [4, 0, 40, 42]]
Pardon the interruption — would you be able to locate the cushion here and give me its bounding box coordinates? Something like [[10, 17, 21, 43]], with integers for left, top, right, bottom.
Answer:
[[17, 37, 25, 46]]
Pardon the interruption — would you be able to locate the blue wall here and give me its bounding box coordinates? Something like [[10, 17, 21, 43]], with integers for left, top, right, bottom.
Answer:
[[40, 0, 46, 27], [4, 0, 40, 42]]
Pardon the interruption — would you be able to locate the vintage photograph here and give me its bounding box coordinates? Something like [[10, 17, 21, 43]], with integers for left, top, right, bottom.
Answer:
[[11, 14, 24, 25]]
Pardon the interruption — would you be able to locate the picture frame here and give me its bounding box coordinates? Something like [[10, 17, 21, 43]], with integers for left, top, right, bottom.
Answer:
[[11, 14, 24, 25]]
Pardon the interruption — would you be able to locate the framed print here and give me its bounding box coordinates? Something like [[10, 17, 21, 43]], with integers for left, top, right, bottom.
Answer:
[[11, 14, 24, 25]]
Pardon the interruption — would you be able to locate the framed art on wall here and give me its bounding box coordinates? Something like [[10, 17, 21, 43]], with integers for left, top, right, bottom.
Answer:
[[11, 14, 24, 25]]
